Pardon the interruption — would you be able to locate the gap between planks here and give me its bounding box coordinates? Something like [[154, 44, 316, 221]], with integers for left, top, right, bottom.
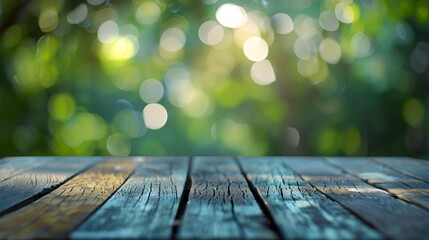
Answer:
[[372, 157, 429, 184], [279, 157, 383, 238], [325, 157, 429, 212], [237, 157, 381, 239], [177, 157, 278, 239], [2, 157, 428, 239], [0, 157, 137, 239], [171, 156, 193, 240], [284, 157, 429, 240], [0, 157, 104, 218], [71, 157, 190, 239], [234, 157, 284, 239]]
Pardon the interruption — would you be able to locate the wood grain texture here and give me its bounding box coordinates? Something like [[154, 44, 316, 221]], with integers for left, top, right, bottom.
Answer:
[[373, 157, 429, 183], [0, 157, 101, 215], [238, 157, 381, 239], [0, 157, 136, 239], [0, 157, 55, 183], [71, 157, 189, 239], [178, 157, 277, 239], [285, 158, 429, 240], [327, 157, 429, 210]]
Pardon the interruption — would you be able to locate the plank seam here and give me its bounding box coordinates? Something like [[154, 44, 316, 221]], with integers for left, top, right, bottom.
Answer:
[[67, 157, 139, 237], [0, 157, 105, 218], [171, 156, 192, 240], [281, 159, 386, 239], [371, 158, 429, 185], [0, 158, 51, 184], [326, 158, 429, 213], [235, 157, 283, 239]]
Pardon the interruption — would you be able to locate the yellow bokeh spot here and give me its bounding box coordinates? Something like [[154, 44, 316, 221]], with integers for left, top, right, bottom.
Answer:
[[39, 8, 59, 32], [182, 91, 211, 118], [50, 135, 74, 156], [403, 99, 424, 127], [3, 25, 22, 48], [297, 58, 319, 77], [61, 112, 107, 147], [48, 93, 75, 121], [37, 35, 59, 61], [14, 45, 58, 90], [135, 1, 161, 25], [417, 2, 429, 22], [113, 65, 140, 90], [308, 60, 329, 85], [216, 81, 244, 107], [38, 64, 58, 88], [261, 101, 287, 123], [212, 120, 267, 155], [318, 128, 340, 155], [341, 127, 361, 155], [297, 57, 329, 85], [107, 133, 131, 156], [335, 3, 359, 24], [101, 35, 138, 61]]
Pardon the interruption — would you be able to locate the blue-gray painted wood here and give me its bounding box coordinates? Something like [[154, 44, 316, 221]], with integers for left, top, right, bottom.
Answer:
[[71, 157, 189, 239], [285, 158, 429, 240], [327, 157, 429, 211], [178, 157, 277, 239], [0, 157, 53, 182], [1, 156, 429, 239], [238, 157, 381, 239], [0, 157, 135, 239], [372, 157, 429, 183], [0, 157, 102, 215]]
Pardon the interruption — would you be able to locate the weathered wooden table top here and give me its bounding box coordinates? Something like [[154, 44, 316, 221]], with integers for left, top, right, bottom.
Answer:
[[0, 157, 428, 239]]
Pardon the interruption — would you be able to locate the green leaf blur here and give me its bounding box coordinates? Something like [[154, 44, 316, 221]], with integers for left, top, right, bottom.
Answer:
[[0, 0, 428, 157]]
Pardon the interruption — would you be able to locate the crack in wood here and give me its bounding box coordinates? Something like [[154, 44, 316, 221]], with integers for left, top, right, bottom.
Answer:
[[178, 157, 277, 239], [285, 157, 429, 240], [239, 157, 381, 239], [326, 157, 429, 212]]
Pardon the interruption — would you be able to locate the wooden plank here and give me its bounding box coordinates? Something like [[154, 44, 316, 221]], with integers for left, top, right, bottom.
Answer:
[[284, 158, 429, 240], [372, 157, 429, 183], [327, 157, 429, 210], [0, 157, 53, 182], [71, 157, 189, 239], [238, 157, 381, 239], [0, 157, 102, 215], [178, 157, 277, 239], [0, 157, 136, 239]]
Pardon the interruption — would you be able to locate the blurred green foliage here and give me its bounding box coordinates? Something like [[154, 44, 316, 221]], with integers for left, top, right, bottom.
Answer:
[[0, 0, 428, 157]]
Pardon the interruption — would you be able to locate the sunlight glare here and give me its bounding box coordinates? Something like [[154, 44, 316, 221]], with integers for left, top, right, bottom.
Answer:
[[143, 103, 168, 130], [199, 21, 224, 46], [160, 27, 186, 52], [139, 79, 164, 103], [320, 38, 342, 64], [250, 60, 276, 85], [98, 20, 119, 43], [243, 36, 268, 61], [272, 13, 294, 34], [216, 3, 248, 28]]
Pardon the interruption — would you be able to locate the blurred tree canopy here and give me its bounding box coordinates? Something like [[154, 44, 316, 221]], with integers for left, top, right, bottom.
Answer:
[[0, 0, 428, 157]]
